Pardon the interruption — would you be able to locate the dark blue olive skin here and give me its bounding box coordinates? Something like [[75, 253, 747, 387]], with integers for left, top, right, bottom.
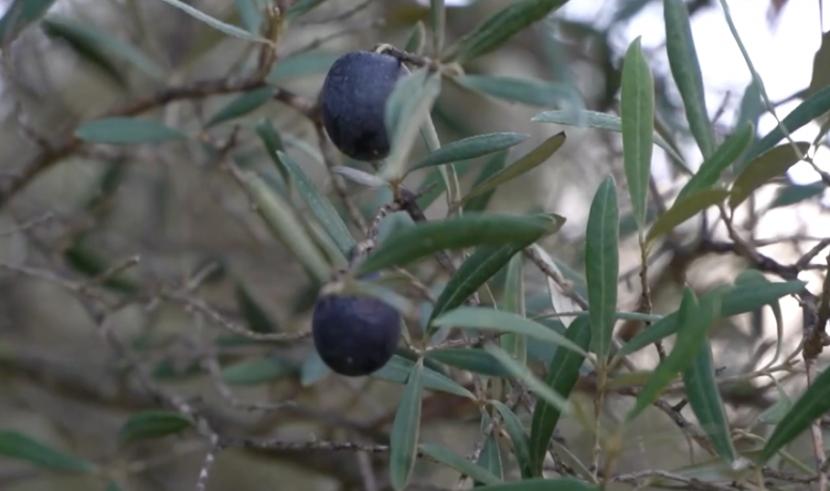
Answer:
[[312, 294, 401, 376], [320, 51, 406, 161]]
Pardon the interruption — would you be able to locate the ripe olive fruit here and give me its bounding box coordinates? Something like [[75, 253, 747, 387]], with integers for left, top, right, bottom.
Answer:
[[312, 293, 401, 376], [320, 51, 406, 161]]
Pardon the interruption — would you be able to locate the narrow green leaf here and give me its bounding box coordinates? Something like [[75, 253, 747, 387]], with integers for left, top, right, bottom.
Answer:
[[529, 317, 591, 475], [435, 307, 588, 356], [618, 311, 680, 357], [770, 182, 825, 208], [358, 213, 564, 275], [501, 253, 527, 364], [621, 37, 655, 227], [462, 133, 566, 203], [0, 0, 56, 45], [585, 177, 619, 359], [430, 242, 535, 328], [389, 359, 424, 491], [267, 50, 339, 83], [749, 85, 830, 159], [420, 442, 500, 485], [627, 288, 721, 420], [76, 117, 185, 144], [374, 355, 475, 400], [0, 430, 93, 472], [808, 31, 830, 96], [485, 345, 570, 413], [430, 0, 446, 55], [157, 0, 274, 45], [445, 0, 568, 63], [285, 0, 327, 20], [405, 21, 427, 54], [234, 0, 265, 33], [477, 435, 504, 482], [456, 75, 581, 108], [412, 132, 528, 170], [239, 171, 331, 282], [720, 278, 805, 317], [532, 109, 686, 166], [222, 356, 293, 385], [42, 16, 164, 80], [119, 411, 192, 442], [206, 87, 274, 127], [490, 400, 533, 478], [664, 0, 715, 158], [426, 348, 508, 377], [235, 284, 277, 333], [729, 142, 811, 209], [466, 151, 508, 212], [276, 151, 355, 257], [41, 19, 124, 85], [646, 188, 728, 245], [683, 344, 737, 463], [761, 365, 830, 462], [255, 118, 287, 181], [676, 123, 754, 201], [383, 69, 442, 180], [477, 478, 598, 490]]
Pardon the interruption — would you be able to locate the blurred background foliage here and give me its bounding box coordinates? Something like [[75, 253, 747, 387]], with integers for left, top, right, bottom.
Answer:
[[0, 0, 829, 490]]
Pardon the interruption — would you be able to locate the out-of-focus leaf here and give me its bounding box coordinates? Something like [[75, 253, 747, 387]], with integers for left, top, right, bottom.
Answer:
[[627, 289, 721, 420], [157, 0, 274, 45], [235, 284, 277, 333], [76, 117, 185, 144], [300, 350, 330, 386], [445, 0, 568, 63], [501, 253, 527, 363], [808, 31, 830, 96], [620, 37, 655, 227], [332, 166, 385, 187], [618, 311, 680, 357], [405, 21, 427, 54], [119, 411, 192, 442], [42, 16, 164, 81], [532, 110, 686, 166], [430, 0, 445, 55], [434, 307, 588, 356], [677, 123, 754, 201], [664, 0, 715, 158], [239, 171, 331, 282], [429, 241, 542, 328], [462, 133, 566, 203], [0, 0, 56, 45], [761, 365, 830, 462], [0, 430, 94, 473], [420, 442, 501, 485], [276, 151, 355, 257], [466, 151, 508, 212], [759, 386, 793, 425], [490, 400, 532, 478], [358, 213, 563, 275], [374, 355, 475, 400], [221, 356, 293, 385], [770, 182, 825, 208], [426, 348, 508, 377], [63, 242, 138, 294], [529, 316, 590, 476], [729, 142, 810, 209], [585, 177, 619, 359], [456, 75, 582, 108], [748, 85, 830, 159], [477, 434, 504, 482], [267, 51, 339, 82], [485, 345, 570, 413], [683, 344, 736, 463], [255, 118, 287, 180], [389, 359, 424, 491], [412, 132, 528, 170], [206, 87, 274, 127], [646, 188, 728, 245], [285, 0, 327, 20], [476, 478, 598, 490], [234, 0, 265, 33], [383, 69, 442, 180], [736, 81, 762, 137]]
